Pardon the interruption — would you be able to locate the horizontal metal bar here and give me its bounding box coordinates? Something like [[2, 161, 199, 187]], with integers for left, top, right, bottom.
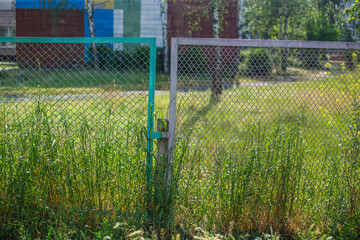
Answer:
[[0, 47, 15, 56], [175, 38, 360, 50], [151, 131, 169, 139], [0, 37, 155, 44]]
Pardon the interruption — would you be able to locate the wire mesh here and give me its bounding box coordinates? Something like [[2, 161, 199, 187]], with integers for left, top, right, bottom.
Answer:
[[171, 39, 360, 234], [0, 38, 153, 224]]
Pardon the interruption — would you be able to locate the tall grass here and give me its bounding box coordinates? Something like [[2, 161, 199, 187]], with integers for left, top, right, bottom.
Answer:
[[1, 71, 360, 239], [170, 70, 360, 239], [0, 100, 148, 239]]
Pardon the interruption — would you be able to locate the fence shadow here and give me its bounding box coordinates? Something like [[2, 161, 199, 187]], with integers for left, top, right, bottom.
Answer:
[[181, 97, 220, 138]]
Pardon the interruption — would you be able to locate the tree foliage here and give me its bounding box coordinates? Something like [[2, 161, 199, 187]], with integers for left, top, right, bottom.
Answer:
[[245, 0, 312, 40], [345, 0, 360, 32], [244, 0, 346, 41]]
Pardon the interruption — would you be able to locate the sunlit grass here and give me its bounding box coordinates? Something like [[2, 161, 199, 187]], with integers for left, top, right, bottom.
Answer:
[[171, 70, 360, 238], [0, 68, 170, 99], [0, 67, 360, 239]]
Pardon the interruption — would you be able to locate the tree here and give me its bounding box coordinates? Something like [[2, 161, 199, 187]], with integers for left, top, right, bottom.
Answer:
[[181, 0, 230, 99], [209, 0, 246, 99], [160, 0, 169, 74], [233, 0, 244, 83], [210, 0, 223, 100], [237, 0, 244, 38], [244, 0, 312, 40], [345, 0, 360, 32], [86, 0, 99, 70]]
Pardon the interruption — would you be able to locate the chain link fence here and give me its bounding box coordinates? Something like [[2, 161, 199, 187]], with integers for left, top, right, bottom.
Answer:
[[0, 37, 156, 228], [169, 38, 360, 236]]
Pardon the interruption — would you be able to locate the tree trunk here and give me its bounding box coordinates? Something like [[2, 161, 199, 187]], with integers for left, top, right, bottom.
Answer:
[[279, 15, 283, 40], [87, 0, 99, 70], [161, 1, 169, 74], [233, 0, 244, 83], [210, 2, 222, 100], [281, 0, 289, 74], [283, 0, 288, 41], [237, 0, 244, 38]]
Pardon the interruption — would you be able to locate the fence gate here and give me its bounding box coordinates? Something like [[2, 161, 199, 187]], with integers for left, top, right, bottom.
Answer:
[[0, 37, 157, 218], [168, 38, 360, 232]]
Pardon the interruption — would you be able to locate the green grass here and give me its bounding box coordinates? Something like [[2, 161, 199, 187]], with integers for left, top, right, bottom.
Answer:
[[0, 94, 150, 239], [0, 68, 170, 99], [164, 69, 360, 239], [1, 66, 360, 239]]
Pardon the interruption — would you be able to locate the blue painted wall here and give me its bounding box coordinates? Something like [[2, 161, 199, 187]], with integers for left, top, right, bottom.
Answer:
[[84, 9, 114, 37], [84, 9, 114, 62], [16, 0, 84, 9]]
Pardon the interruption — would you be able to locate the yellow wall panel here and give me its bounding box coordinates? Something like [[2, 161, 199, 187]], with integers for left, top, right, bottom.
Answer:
[[85, 0, 114, 9]]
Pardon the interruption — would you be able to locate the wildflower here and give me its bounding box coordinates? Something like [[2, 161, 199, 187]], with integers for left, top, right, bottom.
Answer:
[[358, 131, 360, 135], [319, 106, 323, 110], [342, 92, 345, 95], [342, 66, 346, 71], [352, 53, 357, 59], [349, 148, 354, 154], [336, 99, 340, 102], [325, 62, 332, 68], [342, 63, 345, 66], [320, 94, 323, 97]]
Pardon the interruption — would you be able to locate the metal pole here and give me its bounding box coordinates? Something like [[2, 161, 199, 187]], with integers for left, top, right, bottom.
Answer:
[[146, 38, 157, 211], [168, 38, 179, 185]]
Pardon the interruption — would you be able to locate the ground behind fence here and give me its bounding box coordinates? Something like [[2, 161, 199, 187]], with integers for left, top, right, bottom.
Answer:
[[167, 38, 360, 239], [1, 37, 360, 239]]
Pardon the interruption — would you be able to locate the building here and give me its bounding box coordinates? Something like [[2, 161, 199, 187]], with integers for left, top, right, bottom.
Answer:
[[14, 0, 237, 68], [16, 0, 238, 45], [16, 0, 165, 46], [0, 0, 15, 58], [0, 0, 15, 38]]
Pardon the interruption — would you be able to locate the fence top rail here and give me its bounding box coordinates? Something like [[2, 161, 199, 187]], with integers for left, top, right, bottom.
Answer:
[[174, 38, 360, 50], [0, 37, 156, 44]]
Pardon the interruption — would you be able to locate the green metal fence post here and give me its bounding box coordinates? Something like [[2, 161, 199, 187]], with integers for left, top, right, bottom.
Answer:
[[146, 38, 157, 212]]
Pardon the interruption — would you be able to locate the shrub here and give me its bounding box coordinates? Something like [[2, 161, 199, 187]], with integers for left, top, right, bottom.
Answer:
[[178, 46, 208, 74], [301, 49, 321, 69], [344, 50, 357, 70], [0, 70, 9, 80], [88, 44, 122, 69], [87, 45, 168, 71], [127, 46, 150, 70], [238, 51, 246, 63], [156, 47, 165, 72], [245, 49, 273, 76], [304, 20, 340, 70], [119, 46, 165, 72]]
